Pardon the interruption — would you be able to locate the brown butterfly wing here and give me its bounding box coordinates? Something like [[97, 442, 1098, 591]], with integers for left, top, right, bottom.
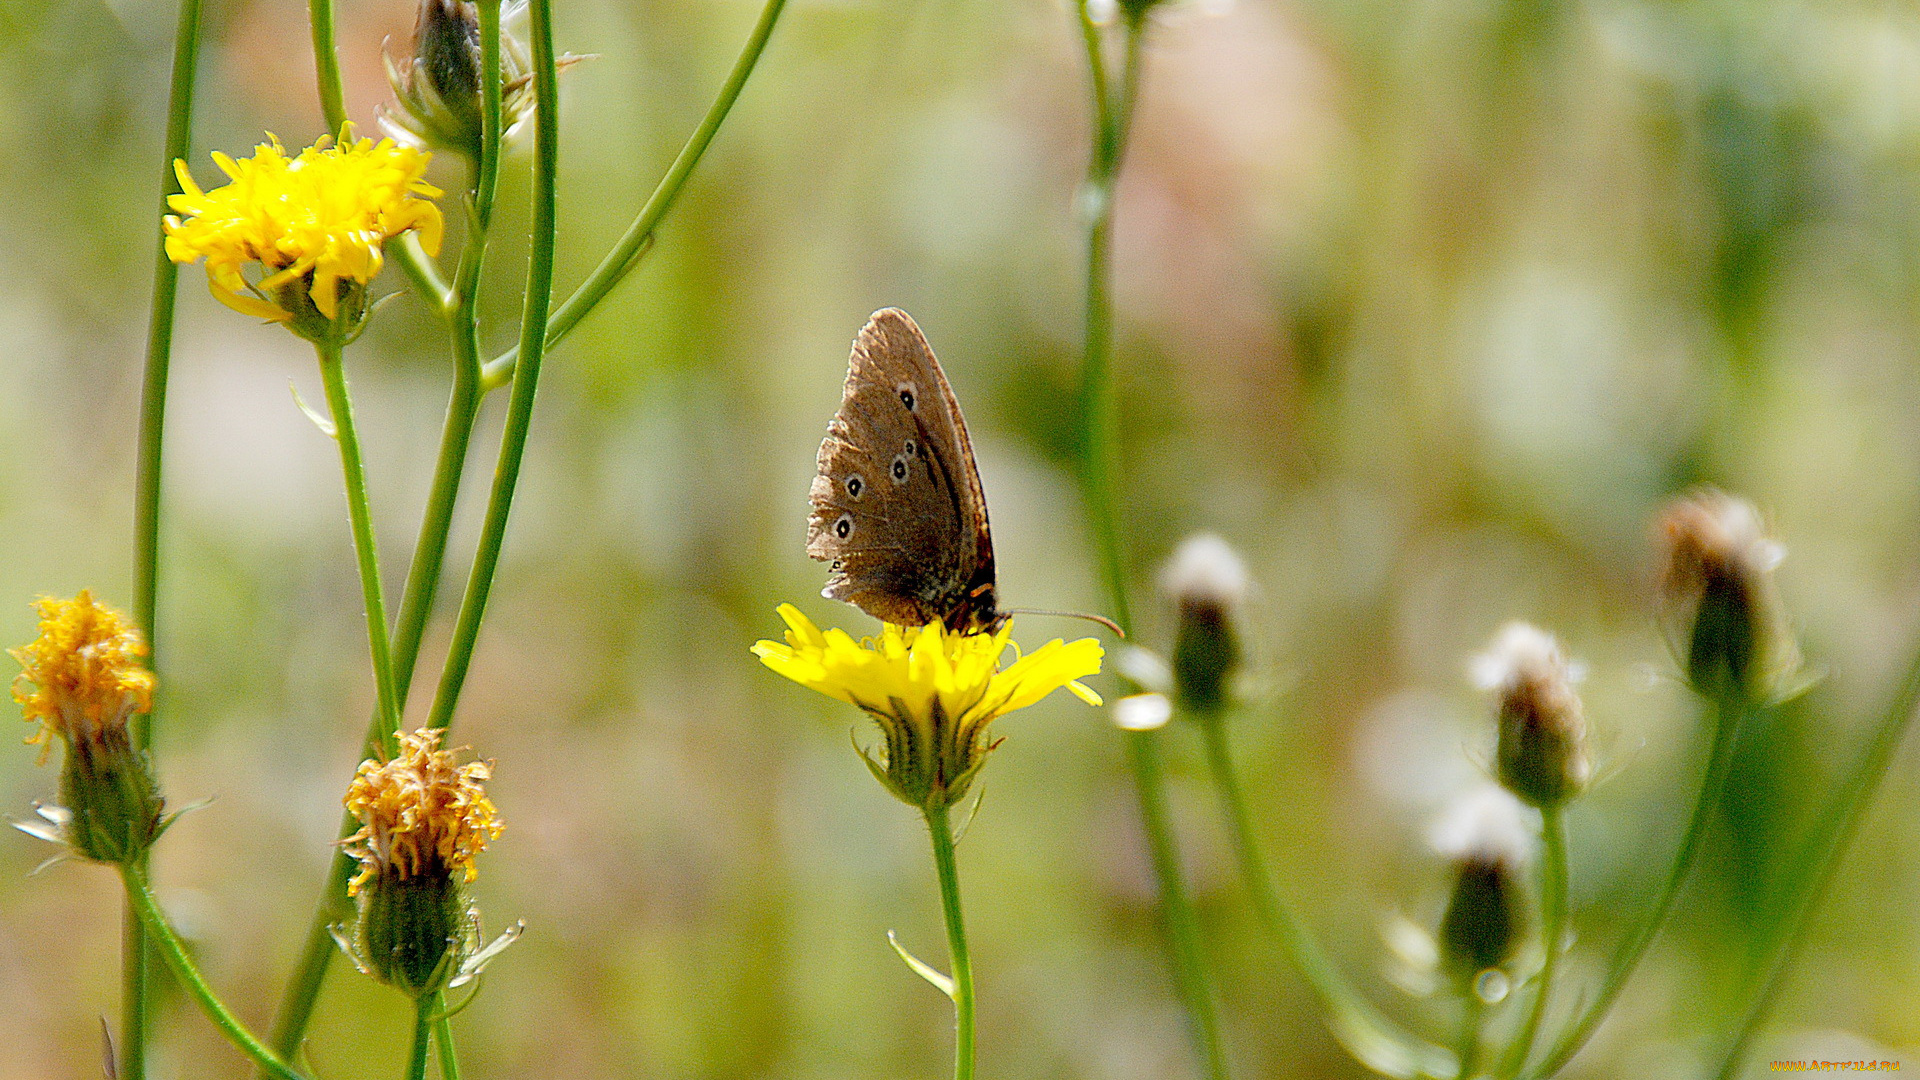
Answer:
[[808, 308, 998, 630]]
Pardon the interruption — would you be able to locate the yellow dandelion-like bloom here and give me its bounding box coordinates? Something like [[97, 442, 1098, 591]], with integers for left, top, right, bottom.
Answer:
[[344, 727, 501, 898], [753, 604, 1103, 809], [11, 591, 154, 765], [163, 128, 443, 327]]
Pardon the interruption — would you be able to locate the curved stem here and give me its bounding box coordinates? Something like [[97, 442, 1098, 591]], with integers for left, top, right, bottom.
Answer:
[[1499, 806, 1567, 1079], [404, 993, 434, 1080], [1071, 11, 1232, 1079], [1710, 642, 1920, 1078], [1197, 714, 1454, 1078], [1126, 729, 1232, 1079], [480, 0, 789, 389], [392, 233, 454, 317], [924, 804, 976, 1080], [119, 863, 312, 1080], [315, 340, 402, 757], [433, 998, 463, 1080], [1525, 690, 1749, 1078], [425, 0, 561, 733]]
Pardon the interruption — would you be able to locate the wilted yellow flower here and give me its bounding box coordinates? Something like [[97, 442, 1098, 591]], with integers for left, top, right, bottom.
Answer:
[[343, 727, 500, 898], [340, 728, 509, 996], [10, 592, 165, 865], [12, 592, 154, 764], [753, 604, 1103, 809], [164, 129, 443, 335]]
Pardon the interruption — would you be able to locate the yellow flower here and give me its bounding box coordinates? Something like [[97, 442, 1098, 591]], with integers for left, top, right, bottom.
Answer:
[[753, 604, 1103, 809], [10, 592, 166, 865], [12, 591, 154, 765], [163, 129, 443, 331], [343, 727, 501, 898]]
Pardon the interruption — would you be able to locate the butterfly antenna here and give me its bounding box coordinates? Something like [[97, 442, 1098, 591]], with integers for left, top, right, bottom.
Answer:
[[1002, 608, 1125, 637]]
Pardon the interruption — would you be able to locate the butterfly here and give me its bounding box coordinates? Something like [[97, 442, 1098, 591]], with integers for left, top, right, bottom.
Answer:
[[807, 308, 1003, 634]]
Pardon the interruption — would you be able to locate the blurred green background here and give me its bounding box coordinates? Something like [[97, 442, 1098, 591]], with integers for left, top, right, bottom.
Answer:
[[4, 0, 1920, 1075]]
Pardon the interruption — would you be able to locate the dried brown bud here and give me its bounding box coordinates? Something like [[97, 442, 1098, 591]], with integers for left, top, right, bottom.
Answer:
[[1657, 490, 1798, 701], [1474, 622, 1589, 809]]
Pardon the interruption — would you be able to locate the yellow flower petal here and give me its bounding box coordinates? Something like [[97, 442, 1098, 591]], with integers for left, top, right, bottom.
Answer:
[[164, 125, 442, 327], [752, 606, 1104, 808]]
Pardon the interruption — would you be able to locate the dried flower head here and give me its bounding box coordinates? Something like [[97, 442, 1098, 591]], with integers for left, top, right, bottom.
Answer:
[[1657, 490, 1798, 701], [10, 592, 165, 864], [753, 604, 1103, 810], [340, 728, 509, 996], [1473, 622, 1589, 809], [1157, 533, 1249, 716], [164, 129, 443, 340], [344, 727, 501, 897]]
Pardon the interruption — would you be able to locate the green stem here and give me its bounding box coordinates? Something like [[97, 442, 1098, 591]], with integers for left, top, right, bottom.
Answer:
[[1454, 993, 1486, 1080], [315, 340, 402, 757], [121, 860, 154, 1080], [1075, 13, 1143, 633], [392, 233, 455, 317], [924, 804, 976, 1080], [265, 299, 487, 1070], [1072, 11, 1231, 1079], [126, 6, 207, 1071], [433, 997, 463, 1080], [1710, 646, 1920, 1078], [1197, 714, 1454, 1078], [425, 0, 561, 733], [1499, 806, 1568, 1079], [479, 0, 789, 389], [307, 0, 348, 135], [119, 863, 312, 1080], [134, 0, 203, 750], [405, 993, 434, 1080], [1126, 730, 1232, 1080], [1525, 690, 1749, 1078]]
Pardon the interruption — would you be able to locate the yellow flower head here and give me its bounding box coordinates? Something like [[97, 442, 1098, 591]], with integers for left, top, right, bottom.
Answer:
[[11, 592, 166, 865], [753, 604, 1103, 809], [12, 591, 154, 764], [344, 727, 501, 898], [163, 128, 443, 332]]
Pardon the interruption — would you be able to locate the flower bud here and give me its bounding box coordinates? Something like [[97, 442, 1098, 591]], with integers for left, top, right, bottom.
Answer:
[[1158, 534, 1249, 718], [1430, 787, 1529, 981], [10, 593, 166, 866], [341, 728, 507, 996], [1473, 622, 1588, 809], [1657, 490, 1798, 702], [380, 0, 537, 162]]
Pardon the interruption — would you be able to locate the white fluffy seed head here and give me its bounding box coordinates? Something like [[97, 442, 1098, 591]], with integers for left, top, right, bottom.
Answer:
[[1158, 533, 1250, 609], [1112, 693, 1173, 731], [1471, 621, 1573, 695], [1430, 786, 1532, 870]]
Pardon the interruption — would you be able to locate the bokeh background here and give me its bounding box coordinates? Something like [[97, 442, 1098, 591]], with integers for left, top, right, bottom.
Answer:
[[5, 0, 1920, 1075]]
